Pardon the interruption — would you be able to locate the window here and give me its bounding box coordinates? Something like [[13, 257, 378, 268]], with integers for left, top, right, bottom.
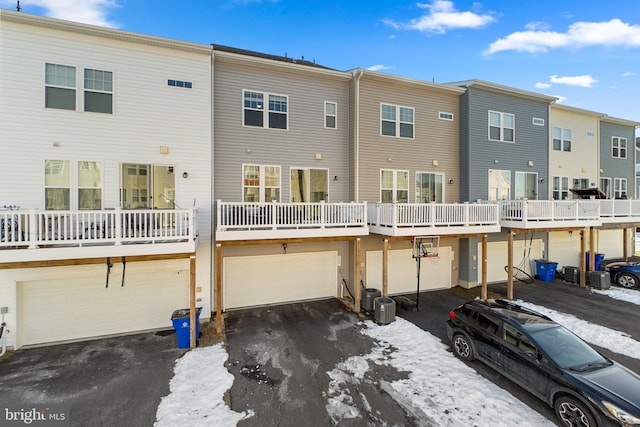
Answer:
[[45, 160, 70, 210], [600, 177, 612, 199], [439, 112, 454, 121], [290, 168, 328, 202], [532, 117, 545, 126], [552, 176, 569, 200], [612, 137, 627, 159], [515, 172, 538, 200], [614, 178, 627, 199], [45, 63, 76, 110], [243, 90, 288, 130], [488, 169, 511, 201], [168, 79, 192, 88], [84, 68, 113, 114], [415, 172, 444, 203], [552, 127, 572, 151], [572, 178, 589, 190], [488, 111, 514, 142], [243, 165, 281, 203], [324, 102, 337, 129], [381, 104, 414, 138], [78, 161, 102, 210], [380, 170, 409, 203], [120, 164, 175, 209]]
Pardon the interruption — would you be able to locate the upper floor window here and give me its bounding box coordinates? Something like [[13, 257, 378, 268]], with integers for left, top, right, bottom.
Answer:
[[325, 101, 337, 129], [612, 137, 627, 159], [380, 169, 409, 203], [552, 176, 569, 200], [84, 69, 113, 114], [488, 111, 514, 142], [381, 104, 414, 138], [45, 63, 76, 110], [439, 112, 454, 121], [45, 160, 71, 210], [488, 169, 511, 201], [416, 172, 444, 203], [243, 90, 288, 130], [552, 127, 572, 151], [532, 117, 545, 126], [243, 164, 281, 202]]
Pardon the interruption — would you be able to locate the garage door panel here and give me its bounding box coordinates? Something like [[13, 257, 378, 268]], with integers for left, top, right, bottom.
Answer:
[[20, 270, 188, 346], [224, 251, 337, 310], [366, 248, 452, 295]]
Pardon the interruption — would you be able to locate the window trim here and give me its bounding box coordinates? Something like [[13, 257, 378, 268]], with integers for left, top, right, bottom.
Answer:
[[552, 127, 572, 152], [488, 111, 515, 143], [289, 166, 329, 202], [611, 136, 628, 159], [324, 101, 337, 129], [614, 177, 628, 199], [83, 68, 114, 114], [488, 169, 511, 201], [44, 159, 71, 210], [532, 117, 545, 126], [552, 176, 570, 200], [438, 112, 454, 121], [78, 160, 103, 210], [242, 164, 282, 203], [380, 169, 409, 203], [242, 89, 289, 130], [600, 177, 612, 199], [44, 63, 77, 111], [415, 171, 445, 203], [380, 103, 415, 139]]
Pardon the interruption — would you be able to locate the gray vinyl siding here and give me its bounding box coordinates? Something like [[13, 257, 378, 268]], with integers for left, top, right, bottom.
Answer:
[[357, 77, 461, 203], [600, 121, 636, 198], [463, 87, 550, 201], [213, 60, 351, 203]]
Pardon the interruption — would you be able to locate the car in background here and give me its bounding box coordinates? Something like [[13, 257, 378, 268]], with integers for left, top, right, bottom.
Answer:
[[447, 299, 640, 427], [604, 262, 640, 288]]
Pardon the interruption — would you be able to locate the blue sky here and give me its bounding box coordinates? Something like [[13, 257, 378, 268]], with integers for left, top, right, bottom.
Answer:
[[5, 0, 640, 126]]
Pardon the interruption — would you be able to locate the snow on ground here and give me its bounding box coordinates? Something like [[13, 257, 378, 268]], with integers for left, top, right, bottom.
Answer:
[[154, 344, 253, 427], [592, 287, 640, 306], [516, 300, 640, 360], [355, 317, 556, 427]]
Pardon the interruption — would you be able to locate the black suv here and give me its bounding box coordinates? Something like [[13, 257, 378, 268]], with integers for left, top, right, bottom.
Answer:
[[446, 299, 640, 427]]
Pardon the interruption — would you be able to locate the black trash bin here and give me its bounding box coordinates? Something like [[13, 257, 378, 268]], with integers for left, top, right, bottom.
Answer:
[[171, 307, 202, 348]]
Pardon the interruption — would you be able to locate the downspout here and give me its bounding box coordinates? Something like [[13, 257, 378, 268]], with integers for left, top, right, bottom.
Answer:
[[353, 69, 364, 203], [0, 313, 7, 357], [210, 48, 216, 321]]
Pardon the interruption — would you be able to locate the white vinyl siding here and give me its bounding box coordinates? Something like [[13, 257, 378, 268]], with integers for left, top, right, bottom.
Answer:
[[488, 111, 514, 142]]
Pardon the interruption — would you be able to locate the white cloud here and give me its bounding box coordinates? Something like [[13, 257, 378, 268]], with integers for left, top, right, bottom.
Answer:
[[535, 82, 551, 89], [553, 95, 569, 104], [550, 74, 598, 88], [4, 0, 121, 27], [623, 71, 635, 77], [486, 18, 640, 54], [383, 0, 495, 34], [368, 64, 393, 72]]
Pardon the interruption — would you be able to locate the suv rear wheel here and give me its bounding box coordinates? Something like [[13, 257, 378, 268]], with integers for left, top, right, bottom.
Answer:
[[452, 333, 474, 361], [554, 396, 596, 427]]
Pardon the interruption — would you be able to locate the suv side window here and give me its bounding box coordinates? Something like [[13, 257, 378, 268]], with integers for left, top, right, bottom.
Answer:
[[476, 313, 500, 336], [503, 324, 537, 353]]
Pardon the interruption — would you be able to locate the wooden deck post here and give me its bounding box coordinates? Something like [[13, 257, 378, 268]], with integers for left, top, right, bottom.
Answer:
[[215, 243, 223, 334], [354, 237, 361, 313], [507, 231, 514, 300], [189, 254, 196, 349], [580, 228, 587, 287], [589, 227, 596, 273], [623, 228, 629, 262], [382, 238, 389, 297], [481, 234, 488, 300]]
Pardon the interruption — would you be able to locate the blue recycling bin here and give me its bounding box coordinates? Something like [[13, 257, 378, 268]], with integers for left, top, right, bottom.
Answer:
[[171, 307, 202, 348], [585, 252, 605, 271], [535, 260, 558, 282]]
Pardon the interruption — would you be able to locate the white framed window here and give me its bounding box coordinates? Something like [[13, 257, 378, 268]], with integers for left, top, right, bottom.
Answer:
[[78, 161, 103, 210], [614, 178, 628, 199], [552, 127, 572, 151], [612, 136, 627, 159], [381, 103, 414, 138], [290, 168, 328, 202], [243, 90, 288, 130], [324, 101, 337, 129], [552, 176, 570, 200], [84, 68, 113, 114], [438, 112, 454, 121], [600, 177, 612, 199], [572, 177, 589, 189], [120, 164, 175, 209], [45, 63, 76, 110], [380, 169, 409, 203], [515, 172, 538, 200], [488, 111, 515, 142], [488, 169, 511, 200], [415, 172, 444, 203], [45, 160, 71, 210], [243, 164, 281, 203], [532, 117, 545, 126]]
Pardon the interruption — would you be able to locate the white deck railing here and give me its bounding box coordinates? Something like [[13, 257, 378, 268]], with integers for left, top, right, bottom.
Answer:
[[0, 208, 197, 249], [599, 199, 640, 218], [216, 201, 367, 232], [498, 200, 601, 222], [367, 202, 500, 228]]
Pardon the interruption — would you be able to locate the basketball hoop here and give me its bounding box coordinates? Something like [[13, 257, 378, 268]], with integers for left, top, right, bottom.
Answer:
[[412, 236, 440, 259]]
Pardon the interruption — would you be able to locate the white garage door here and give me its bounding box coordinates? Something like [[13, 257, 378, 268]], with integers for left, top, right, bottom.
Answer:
[[223, 251, 338, 309], [599, 229, 624, 259], [366, 247, 452, 295], [19, 268, 189, 346], [548, 232, 581, 269], [478, 239, 543, 283]]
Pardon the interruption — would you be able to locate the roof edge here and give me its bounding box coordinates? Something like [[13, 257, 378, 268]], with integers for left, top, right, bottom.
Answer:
[[445, 79, 558, 103]]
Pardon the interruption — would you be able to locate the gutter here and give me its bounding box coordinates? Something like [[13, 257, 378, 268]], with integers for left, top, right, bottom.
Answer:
[[353, 69, 364, 203]]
